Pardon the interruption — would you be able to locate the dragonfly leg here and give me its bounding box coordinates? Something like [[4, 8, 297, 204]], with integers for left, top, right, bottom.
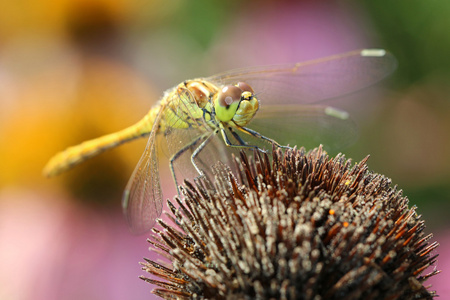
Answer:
[[190, 131, 218, 176], [228, 127, 248, 146], [219, 126, 266, 153], [169, 134, 208, 195], [236, 126, 291, 149]]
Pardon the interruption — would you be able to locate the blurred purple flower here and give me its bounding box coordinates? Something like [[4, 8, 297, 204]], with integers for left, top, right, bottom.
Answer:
[[208, 2, 372, 72], [427, 229, 450, 296], [0, 189, 158, 300]]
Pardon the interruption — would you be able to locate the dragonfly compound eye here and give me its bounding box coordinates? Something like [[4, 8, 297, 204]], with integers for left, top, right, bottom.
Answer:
[[236, 81, 254, 94], [215, 85, 244, 122], [218, 85, 242, 108]]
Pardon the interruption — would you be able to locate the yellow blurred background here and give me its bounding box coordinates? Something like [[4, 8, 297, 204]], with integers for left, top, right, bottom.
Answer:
[[1, 0, 449, 299]]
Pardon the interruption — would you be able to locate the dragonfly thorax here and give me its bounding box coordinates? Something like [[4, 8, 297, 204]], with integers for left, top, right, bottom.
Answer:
[[214, 82, 259, 127], [183, 80, 216, 107]]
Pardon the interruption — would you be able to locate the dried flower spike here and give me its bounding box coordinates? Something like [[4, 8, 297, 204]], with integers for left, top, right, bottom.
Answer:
[[140, 146, 439, 299]]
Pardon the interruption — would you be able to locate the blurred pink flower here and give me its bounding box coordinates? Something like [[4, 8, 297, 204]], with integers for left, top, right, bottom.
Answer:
[[208, 1, 372, 72], [0, 189, 159, 300], [427, 229, 450, 297]]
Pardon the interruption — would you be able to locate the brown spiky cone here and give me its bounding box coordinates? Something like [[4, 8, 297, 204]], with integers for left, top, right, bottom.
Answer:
[[140, 146, 439, 299]]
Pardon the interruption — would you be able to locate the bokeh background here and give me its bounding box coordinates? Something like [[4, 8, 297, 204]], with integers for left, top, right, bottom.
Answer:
[[1, 0, 449, 299]]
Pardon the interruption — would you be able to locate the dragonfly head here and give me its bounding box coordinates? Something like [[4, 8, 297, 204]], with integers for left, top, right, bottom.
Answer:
[[214, 82, 259, 126]]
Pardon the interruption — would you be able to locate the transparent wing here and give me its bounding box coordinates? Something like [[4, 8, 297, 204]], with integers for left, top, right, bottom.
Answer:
[[247, 105, 357, 152], [123, 87, 219, 234], [208, 49, 397, 105], [122, 105, 164, 235], [164, 125, 233, 187], [162, 87, 223, 185]]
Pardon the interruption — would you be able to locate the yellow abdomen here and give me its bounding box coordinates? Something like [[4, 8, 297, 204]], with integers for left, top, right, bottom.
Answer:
[[43, 107, 159, 177], [43, 81, 216, 177]]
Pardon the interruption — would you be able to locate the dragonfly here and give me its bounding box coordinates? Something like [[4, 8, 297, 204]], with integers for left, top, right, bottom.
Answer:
[[43, 49, 397, 234]]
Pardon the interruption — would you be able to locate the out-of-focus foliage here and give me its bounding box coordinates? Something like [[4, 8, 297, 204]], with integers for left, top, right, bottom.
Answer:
[[365, 0, 450, 85], [356, 0, 450, 212]]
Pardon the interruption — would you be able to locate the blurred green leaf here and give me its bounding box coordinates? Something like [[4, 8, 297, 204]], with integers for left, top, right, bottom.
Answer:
[[364, 0, 450, 85]]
